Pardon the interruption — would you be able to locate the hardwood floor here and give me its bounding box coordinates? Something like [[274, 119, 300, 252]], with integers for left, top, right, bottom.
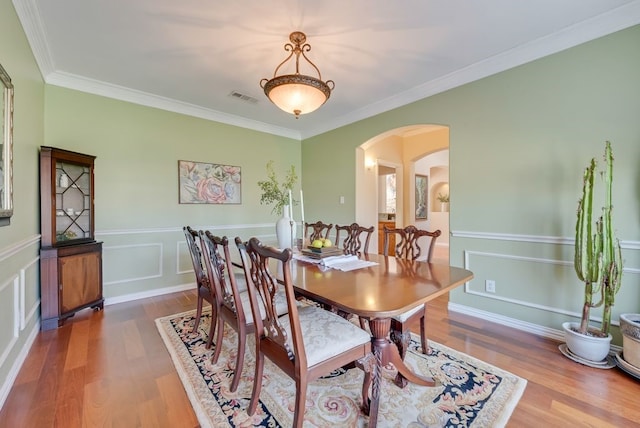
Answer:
[[1, 289, 639, 427]]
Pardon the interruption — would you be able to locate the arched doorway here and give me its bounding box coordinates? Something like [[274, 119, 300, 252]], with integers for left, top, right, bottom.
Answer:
[[355, 125, 449, 261]]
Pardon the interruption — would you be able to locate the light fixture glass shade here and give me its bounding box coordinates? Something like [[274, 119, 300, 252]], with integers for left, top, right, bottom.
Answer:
[[263, 74, 330, 117], [261, 31, 334, 118]]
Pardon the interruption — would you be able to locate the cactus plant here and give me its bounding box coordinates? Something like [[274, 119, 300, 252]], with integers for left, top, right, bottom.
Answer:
[[574, 141, 623, 337]]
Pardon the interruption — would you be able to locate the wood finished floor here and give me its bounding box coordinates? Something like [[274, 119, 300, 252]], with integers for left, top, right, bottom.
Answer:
[[1, 289, 639, 427]]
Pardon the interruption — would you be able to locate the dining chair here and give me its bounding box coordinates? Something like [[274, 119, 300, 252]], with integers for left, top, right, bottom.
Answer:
[[183, 226, 216, 340], [199, 231, 288, 393], [303, 221, 333, 242], [383, 224, 441, 261], [239, 237, 373, 428], [334, 222, 375, 255], [381, 225, 441, 387]]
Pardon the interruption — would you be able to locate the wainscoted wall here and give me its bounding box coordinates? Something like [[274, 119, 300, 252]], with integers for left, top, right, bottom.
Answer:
[[98, 223, 278, 304], [0, 237, 42, 407], [98, 223, 640, 347], [0, 223, 280, 406], [1, 227, 638, 407], [449, 230, 640, 345]]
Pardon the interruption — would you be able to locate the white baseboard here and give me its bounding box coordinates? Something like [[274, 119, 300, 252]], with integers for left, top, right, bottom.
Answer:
[[0, 319, 40, 411], [105, 283, 194, 306], [448, 302, 622, 352]]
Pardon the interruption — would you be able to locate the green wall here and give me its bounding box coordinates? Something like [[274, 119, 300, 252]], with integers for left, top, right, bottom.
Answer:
[[302, 25, 640, 343], [44, 87, 300, 229], [2, 1, 639, 407], [0, 0, 45, 406], [44, 87, 300, 298], [1, 2, 300, 402]]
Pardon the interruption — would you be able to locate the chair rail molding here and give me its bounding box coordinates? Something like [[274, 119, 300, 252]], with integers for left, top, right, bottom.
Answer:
[[96, 223, 284, 236], [462, 249, 637, 322], [0, 235, 40, 262], [452, 230, 640, 250], [102, 243, 163, 286]]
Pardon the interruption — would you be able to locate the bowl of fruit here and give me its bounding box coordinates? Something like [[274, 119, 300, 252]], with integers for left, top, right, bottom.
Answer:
[[305, 238, 342, 256], [309, 238, 332, 250]]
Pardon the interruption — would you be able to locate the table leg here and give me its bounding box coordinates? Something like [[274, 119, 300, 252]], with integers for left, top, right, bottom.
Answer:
[[366, 318, 438, 427]]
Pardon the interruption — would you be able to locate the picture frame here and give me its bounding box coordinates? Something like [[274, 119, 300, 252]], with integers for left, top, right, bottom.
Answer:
[[178, 160, 241, 204], [0, 62, 14, 226], [415, 174, 428, 220]]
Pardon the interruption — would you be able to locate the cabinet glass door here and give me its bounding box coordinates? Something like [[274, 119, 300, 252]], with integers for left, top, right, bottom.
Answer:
[[55, 161, 92, 243]]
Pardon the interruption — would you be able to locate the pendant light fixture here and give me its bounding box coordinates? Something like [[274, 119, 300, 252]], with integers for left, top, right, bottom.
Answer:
[[260, 31, 334, 118]]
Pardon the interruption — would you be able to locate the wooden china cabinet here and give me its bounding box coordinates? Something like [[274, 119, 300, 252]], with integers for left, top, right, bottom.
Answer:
[[39, 146, 103, 330]]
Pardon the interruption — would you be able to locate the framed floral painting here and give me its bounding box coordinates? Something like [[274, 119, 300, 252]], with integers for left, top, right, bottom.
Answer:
[[178, 160, 241, 204]]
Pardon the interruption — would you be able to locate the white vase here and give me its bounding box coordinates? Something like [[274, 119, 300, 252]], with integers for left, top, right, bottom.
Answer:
[[275, 205, 296, 249], [562, 321, 612, 362]]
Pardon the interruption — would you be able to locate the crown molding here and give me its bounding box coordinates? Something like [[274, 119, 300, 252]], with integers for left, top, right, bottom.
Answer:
[[14, 0, 640, 140], [45, 71, 302, 140], [299, 1, 640, 139], [12, 0, 55, 78]]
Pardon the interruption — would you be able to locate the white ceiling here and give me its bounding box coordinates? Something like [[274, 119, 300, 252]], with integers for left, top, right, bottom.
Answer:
[[13, 0, 640, 140]]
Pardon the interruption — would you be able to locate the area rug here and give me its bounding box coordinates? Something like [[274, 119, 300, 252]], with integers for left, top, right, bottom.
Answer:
[[155, 309, 527, 427]]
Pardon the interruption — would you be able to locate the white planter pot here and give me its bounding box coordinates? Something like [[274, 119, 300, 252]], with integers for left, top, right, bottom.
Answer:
[[275, 205, 296, 249], [620, 313, 640, 368], [562, 321, 612, 362]]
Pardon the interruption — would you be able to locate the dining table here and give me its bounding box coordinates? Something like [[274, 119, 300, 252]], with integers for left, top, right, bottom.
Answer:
[[287, 252, 474, 427]]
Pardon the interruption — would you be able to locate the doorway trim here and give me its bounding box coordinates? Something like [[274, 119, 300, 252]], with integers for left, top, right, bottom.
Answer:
[[355, 124, 450, 254]]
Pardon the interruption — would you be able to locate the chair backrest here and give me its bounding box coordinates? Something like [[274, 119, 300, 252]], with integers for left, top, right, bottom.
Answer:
[[304, 221, 333, 242], [199, 231, 248, 325], [335, 223, 374, 255], [383, 225, 441, 261], [238, 237, 306, 368], [183, 226, 208, 288]]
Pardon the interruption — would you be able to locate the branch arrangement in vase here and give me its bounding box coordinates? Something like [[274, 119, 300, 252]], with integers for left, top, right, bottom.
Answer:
[[257, 160, 298, 215]]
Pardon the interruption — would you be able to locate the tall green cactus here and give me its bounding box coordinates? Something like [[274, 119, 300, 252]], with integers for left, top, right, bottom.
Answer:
[[574, 141, 623, 336]]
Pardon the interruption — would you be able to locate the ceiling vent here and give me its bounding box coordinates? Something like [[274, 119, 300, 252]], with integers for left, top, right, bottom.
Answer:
[[228, 91, 258, 104]]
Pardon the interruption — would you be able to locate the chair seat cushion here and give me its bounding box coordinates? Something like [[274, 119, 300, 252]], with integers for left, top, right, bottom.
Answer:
[[239, 289, 288, 325], [392, 303, 424, 323], [279, 305, 371, 367]]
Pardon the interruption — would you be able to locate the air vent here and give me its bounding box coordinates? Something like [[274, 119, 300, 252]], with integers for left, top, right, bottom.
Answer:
[[228, 91, 258, 104]]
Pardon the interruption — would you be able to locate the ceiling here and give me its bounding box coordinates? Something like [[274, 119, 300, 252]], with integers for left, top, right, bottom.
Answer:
[[13, 0, 640, 140]]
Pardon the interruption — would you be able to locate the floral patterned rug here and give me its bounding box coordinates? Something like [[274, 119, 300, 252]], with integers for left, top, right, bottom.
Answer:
[[156, 309, 526, 427]]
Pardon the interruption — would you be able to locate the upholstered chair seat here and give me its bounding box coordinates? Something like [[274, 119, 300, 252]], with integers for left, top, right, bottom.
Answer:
[[237, 288, 289, 325], [392, 304, 423, 323], [278, 304, 372, 367]]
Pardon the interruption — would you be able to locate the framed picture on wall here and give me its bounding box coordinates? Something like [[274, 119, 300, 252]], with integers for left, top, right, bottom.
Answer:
[[178, 160, 242, 204], [415, 174, 428, 220]]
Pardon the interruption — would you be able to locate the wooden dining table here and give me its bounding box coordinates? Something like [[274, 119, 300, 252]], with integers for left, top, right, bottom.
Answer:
[[287, 252, 474, 427]]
